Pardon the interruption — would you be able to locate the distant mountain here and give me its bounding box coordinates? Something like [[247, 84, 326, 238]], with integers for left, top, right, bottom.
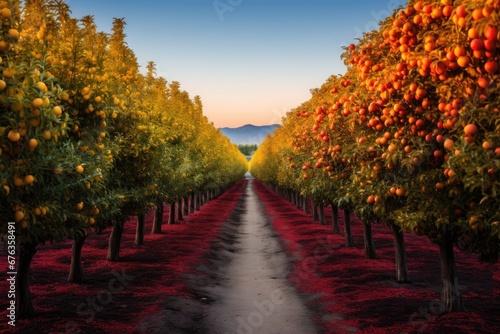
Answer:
[[219, 124, 280, 145]]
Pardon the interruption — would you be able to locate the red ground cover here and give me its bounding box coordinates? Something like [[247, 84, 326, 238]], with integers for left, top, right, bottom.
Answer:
[[0, 180, 246, 333], [253, 180, 499, 334]]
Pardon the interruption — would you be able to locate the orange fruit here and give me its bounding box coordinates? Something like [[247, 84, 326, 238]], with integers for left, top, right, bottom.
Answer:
[[36, 82, 48, 92], [32, 98, 44, 108], [2, 68, 16, 79], [0, 7, 12, 20], [484, 61, 499, 74], [52, 106, 62, 117], [24, 175, 35, 185], [482, 141, 493, 150], [28, 138, 39, 150], [13, 176, 24, 187], [464, 124, 478, 136], [14, 210, 24, 222], [43, 130, 52, 140], [75, 165, 84, 174], [443, 139, 455, 150], [457, 56, 470, 68], [7, 130, 21, 142], [7, 28, 19, 40], [34, 207, 42, 216]]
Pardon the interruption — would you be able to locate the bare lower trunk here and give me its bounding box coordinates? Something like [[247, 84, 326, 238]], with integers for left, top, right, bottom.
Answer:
[[331, 204, 340, 234], [296, 194, 302, 209], [195, 192, 201, 211], [169, 202, 176, 224], [391, 223, 410, 283], [107, 222, 124, 261], [177, 199, 183, 221], [318, 202, 325, 225], [183, 197, 189, 216], [344, 209, 354, 247], [361, 220, 378, 259], [439, 231, 465, 312], [16, 242, 37, 319], [190, 192, 195, 213], [312, 202, 319, 221], [152, 202, 163, 234], [303, 197, 310, 214], [135, 213, 145, 246], [68, 234, 87, 283]]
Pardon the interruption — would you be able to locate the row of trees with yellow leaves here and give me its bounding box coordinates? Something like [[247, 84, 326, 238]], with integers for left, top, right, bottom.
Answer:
[[0, 0, 247, 318], [250, 0, 499, 313]]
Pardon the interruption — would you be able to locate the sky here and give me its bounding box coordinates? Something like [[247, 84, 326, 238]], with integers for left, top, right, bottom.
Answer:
[[66, 0, 406, 128]]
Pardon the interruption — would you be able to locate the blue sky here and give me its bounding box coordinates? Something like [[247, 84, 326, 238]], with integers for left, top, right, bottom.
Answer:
[[66, 0, 405, 127]]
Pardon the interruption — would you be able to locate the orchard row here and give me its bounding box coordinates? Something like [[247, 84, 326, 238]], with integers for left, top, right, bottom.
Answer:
[[0, 0, 247, 318], [250, 0, 499, 313]]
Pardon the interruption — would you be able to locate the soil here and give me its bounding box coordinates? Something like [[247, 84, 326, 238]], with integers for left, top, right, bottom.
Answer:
[[199, 175, 319, 333], [0, 176, 498, 334]]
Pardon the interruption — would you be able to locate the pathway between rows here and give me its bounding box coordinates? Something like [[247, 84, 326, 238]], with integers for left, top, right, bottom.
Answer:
[[203, 174, 318, 334]]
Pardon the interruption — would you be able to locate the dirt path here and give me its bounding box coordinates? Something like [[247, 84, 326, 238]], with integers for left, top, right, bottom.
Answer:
[[200, 174, 319, 334]]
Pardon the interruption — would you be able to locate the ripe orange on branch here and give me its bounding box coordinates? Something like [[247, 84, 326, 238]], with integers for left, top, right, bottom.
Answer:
[[75, 165, 85, 174]]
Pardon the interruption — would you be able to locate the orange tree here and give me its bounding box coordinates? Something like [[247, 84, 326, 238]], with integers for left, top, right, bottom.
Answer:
[[0, 0, 120, 317], [98, 17, 165, 261], [337, 0, 499, 311], [251, 0, 499, 313], [47, 10, 124, 282], [374, 0, 499, 312]]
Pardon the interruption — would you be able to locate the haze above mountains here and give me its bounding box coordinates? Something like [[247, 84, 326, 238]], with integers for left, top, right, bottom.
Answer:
[[219, 124, 280, 145]]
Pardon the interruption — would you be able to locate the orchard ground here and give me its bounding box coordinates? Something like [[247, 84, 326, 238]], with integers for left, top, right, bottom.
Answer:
[[0, 177, 498, 333]]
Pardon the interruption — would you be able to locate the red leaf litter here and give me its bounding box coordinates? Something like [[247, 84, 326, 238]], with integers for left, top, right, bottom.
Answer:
[[0, 179, 246, 334], [252, 180, 499, 334]]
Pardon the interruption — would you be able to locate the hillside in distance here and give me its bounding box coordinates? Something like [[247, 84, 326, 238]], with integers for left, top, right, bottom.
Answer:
[[219, 124, 280, 145]]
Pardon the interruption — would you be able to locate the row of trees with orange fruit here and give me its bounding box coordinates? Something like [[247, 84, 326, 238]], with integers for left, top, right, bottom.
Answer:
[[0, 0, 247, 318], [250, 0, 499, 313]]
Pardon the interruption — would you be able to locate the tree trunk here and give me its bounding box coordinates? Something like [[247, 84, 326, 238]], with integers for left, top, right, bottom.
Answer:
[[344, 209, 354, 247], [361, 220, 378, 259], [152, 202, 163, 234], [135, 213, 145, 246], [177, 199, 183, 221], [169, 202, 176, 224], [195, 192, 200, 211], [439, 232, 465, 312], [183, 197, 189, 216], [312, 202, 319, 221], [303, 197, 310, 214], [331, 204, 340, 234], [107, 222, 124, 261], [318, 202, 325, 225], [68, 234, 87, 283], [190, 192, 195, 213], [16, 242, 37, 319], [391, 223, 409, 283]]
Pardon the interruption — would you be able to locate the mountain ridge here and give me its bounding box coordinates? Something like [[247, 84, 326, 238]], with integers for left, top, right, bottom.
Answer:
[[219, 124, 280, 145]]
